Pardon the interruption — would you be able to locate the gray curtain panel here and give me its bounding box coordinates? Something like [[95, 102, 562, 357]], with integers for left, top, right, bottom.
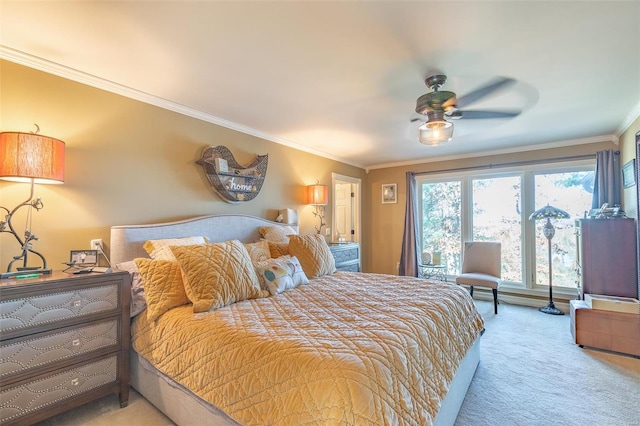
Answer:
[[591, 150, 621, 209], [399, 172, 419, 277]]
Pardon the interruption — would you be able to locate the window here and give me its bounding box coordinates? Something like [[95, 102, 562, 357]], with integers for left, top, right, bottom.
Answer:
[[417, 160, 594, 292], [532, 171, 593, 288], [420, 181, 461, 274], [472, 176, 522, 282]]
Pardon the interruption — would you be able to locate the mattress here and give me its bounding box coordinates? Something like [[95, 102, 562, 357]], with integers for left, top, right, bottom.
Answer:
[[131, 271, 484, 425]]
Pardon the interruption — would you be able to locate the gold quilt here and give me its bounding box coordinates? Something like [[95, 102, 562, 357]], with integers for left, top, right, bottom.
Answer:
[[131, 272, 484, 425]]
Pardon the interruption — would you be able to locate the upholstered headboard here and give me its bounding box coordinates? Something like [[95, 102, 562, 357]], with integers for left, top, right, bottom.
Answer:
[[110, 214, 297, 265]]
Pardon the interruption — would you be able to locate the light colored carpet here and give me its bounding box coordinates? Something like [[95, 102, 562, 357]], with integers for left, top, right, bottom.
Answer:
[[455, 300, 640, 426], [34, 300, 639, 426]]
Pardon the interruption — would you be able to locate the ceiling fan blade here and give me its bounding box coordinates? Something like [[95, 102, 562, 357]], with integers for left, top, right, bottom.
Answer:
[[454, 77, 516, 109], [446, 109, 520, 120]]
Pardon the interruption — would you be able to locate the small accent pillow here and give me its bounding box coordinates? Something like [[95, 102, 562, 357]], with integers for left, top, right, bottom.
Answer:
[[259, 225, 297, 243], [288, 234, 336, 278], [116, 260, 146, 317], [267, 240, 289, 258], [254, 255, 309, 295], [243, 239, 271, 263], [171, 240, 266, 313], [134, 258, 190, 322], [143, 236, 208, 261]]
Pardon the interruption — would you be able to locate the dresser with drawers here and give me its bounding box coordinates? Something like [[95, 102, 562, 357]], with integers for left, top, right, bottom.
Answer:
[[0, 270, 131, 425], [328, 242, 361, 272]]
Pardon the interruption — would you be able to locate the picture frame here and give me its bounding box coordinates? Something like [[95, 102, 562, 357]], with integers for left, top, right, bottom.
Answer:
[[622, 159, 636, 188], [70, 250, 98, 266], [381, 183, 397, 204]]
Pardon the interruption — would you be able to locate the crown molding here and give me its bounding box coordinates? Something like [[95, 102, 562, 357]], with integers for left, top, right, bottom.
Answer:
[[0, 46, 367, 170], [616, 100, 640, 136]]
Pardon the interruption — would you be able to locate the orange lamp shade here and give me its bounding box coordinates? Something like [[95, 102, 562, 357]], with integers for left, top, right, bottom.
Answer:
[[0, 132, 65, 184], [307, 184, 328, 205]]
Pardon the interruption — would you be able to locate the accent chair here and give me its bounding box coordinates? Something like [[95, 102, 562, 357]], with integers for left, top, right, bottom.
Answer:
[[456, 241, 502, 314]]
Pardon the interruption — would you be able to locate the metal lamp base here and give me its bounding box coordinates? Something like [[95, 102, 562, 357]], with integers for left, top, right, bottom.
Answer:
[[539, 302, 564, 315]]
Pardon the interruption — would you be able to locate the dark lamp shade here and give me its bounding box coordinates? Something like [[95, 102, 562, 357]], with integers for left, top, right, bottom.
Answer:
[[307, 184, 328, 205], [0, 132, 65, 184], [529, 204, 570, 221]]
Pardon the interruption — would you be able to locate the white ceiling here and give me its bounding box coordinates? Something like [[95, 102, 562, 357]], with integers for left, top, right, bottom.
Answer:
[[1, 1, 639, 169]]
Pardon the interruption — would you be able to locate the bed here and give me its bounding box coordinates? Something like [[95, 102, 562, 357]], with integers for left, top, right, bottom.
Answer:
[[110, 214, 484, 425]]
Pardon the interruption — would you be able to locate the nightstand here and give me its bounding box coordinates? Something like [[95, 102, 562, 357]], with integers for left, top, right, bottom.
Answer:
[[0, 270, 131, 425], [329, 242, 361, 272]]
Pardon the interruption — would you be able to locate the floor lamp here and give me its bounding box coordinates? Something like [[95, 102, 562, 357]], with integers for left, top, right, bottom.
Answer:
[[529, 204, 570, 315]]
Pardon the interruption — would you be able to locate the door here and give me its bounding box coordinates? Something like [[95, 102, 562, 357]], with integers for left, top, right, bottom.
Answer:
[[335, 182, 352, 240], [332, 173, 361, 243]]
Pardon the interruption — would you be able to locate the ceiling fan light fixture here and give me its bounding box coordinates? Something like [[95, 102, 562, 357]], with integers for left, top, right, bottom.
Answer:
[[418, 113, 453, 146]]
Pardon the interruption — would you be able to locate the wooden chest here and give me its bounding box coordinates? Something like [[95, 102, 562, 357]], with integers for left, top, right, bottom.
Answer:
[[570, 300, 640, 357]]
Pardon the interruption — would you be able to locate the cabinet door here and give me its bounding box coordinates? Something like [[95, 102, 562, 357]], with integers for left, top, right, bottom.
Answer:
[[581, 219, 638, 298]]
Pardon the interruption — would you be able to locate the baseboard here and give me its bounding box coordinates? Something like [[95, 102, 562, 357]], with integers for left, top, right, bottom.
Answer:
[[467, 288, 571, 313]]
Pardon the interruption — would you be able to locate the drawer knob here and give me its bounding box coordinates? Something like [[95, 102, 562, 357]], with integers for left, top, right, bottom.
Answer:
[[72, 339, 80, 347], [71, 378, 79, 386]]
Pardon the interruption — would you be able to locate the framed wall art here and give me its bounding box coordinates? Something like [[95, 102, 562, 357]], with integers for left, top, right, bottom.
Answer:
[[381, 183, 397, 204], [622, 159, 636, 188]]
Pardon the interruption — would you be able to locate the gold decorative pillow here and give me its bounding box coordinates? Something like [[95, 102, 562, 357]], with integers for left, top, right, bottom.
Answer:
[[143, 236, 208, 261], [134, 258, 189, 322], [258, 225, 296, 243], [243, 239, 271, 263], [171, 240, 266, 313], [288, 234, 336, 278], [267, 240, 289, 258]]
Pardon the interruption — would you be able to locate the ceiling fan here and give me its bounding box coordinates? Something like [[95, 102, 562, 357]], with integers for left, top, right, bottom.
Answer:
[[412, 74, 520, 146]]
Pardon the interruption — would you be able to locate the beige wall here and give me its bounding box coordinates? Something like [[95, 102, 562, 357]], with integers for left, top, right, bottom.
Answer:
[[1, 59, 635, 277], [619, 115, 639, 219], [366, 140, 618, 275], [0, 60, 367, 270]]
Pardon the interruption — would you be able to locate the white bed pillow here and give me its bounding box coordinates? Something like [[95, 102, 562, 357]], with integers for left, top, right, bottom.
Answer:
[[143, 236, 208, 261], [259, 225, 297, 243]]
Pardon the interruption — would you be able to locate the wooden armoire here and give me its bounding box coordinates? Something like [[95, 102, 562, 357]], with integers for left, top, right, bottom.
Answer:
[[576, 218, 638, 299]]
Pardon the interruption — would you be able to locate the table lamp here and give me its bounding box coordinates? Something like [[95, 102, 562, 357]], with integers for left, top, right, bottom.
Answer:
[[307, 182, 328, 234], [0, 130, 65, 278]]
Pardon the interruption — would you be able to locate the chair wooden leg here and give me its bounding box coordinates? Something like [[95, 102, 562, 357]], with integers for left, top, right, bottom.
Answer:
[[493, 288, 498, 314], [469, 286, 474, 297]]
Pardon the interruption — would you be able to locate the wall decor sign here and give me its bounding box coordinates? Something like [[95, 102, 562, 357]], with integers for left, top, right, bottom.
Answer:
[[381, 183, 397, 204], [197, 145, 268, 203], [622, 159, 636, 188]]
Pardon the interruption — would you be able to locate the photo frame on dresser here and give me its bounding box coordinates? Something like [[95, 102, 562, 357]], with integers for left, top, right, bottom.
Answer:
[[69, 250, 98, 266]]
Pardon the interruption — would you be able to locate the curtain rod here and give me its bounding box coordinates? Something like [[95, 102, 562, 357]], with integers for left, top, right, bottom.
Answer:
[[413, 153, 599, 176]]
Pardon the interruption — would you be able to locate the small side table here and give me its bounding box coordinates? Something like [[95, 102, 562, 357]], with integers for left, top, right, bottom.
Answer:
[[419, 263, 447, 281]]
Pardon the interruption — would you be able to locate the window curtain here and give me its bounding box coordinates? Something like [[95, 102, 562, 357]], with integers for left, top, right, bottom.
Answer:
[[399, 171, 419, 277], [591, 150, 621, 209]]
